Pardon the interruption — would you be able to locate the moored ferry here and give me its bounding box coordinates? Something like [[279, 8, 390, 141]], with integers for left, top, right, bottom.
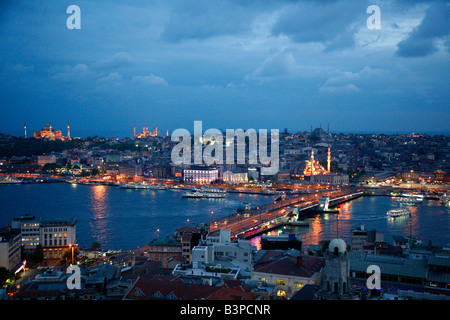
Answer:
[[0, 176, 22, 184]]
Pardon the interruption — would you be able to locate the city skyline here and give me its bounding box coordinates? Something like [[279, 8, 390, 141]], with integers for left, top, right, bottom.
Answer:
[[1, 1, 449, 137]]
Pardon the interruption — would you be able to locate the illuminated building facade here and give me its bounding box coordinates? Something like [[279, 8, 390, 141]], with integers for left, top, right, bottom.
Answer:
[[0, 226, 21, 272], [135, 126, 158, 138], [11, 215, 76, 259], [303, 148, 329, 181], [183, 166, 219, 184], [33, 124, 70, 141]]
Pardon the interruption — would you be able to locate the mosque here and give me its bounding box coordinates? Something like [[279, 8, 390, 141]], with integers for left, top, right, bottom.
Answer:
[[133, 126, 169, 138], [291, 144, 349, 185], [32, 124, 71, 141]]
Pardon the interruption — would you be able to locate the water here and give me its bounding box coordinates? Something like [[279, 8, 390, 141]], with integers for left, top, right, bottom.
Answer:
[[0, 184, 449, 251], [0, 183, 272, 250], [250, 196, 450, 250]]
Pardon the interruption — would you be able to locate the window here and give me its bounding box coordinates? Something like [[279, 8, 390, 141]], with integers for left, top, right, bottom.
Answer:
[[259, 278, 267, 282], [276, 279, 285, 285], [294, 282, 304, 288]]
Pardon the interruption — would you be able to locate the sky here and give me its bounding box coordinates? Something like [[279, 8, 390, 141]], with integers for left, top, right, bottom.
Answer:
[[0, 0, 449, 138]]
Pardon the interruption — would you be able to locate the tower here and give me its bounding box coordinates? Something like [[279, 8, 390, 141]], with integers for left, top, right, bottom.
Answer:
[[319, 238, 353, 299], [24, 123, 27, 139], [327, 144, 331, 172], [134, 126, 136, 137], [49, 124, 53, 141], [67, 123, 71, 140], [310, 149, 315, 182], [166, 128, 169, 137]]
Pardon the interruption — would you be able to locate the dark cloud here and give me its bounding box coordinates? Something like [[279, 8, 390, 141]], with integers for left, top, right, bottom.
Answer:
[[396, 1, 450, 57], [271, 1, 364, 51], [160, 1, 253, 42]]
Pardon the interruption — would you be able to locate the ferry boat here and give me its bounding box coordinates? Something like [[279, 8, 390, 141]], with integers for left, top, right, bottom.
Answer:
[[147, 184, 169, 190], [119, 182, 150, 189], [392, 197, 421, 204], [200, 186, 227, 193], [439, 194, 449, 205], [387, 208, 411, 218], [182, 190, 225, 199], [0, 176, 22, 184]]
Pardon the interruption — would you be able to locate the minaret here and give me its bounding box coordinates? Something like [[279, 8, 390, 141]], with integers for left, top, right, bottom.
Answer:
[[67, 123, 71, 140], [24, 123, 27, 139], [155, 126, 158, 136], [49, 124, 53, 141], [166, 128, 169, 137], [310, 148, 315, 182], [134, 126, 136, 137], [327, 144, 331, 172]]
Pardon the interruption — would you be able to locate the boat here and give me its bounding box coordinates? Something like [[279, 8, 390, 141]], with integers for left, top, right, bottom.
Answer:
[[439, 193, 449, 204], [182, 191, 204, 198], [392, 197, 421, 204], [182, 190, 225, 199], [387, 208, 411, 218], [0, 176, 22, 184], [147, 184, 169, 190], [200, 186, 227, 193], [119, 182, 151, 189]]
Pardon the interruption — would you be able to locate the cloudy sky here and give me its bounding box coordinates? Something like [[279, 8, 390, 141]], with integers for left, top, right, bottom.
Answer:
[[0, 0, 449, 138]]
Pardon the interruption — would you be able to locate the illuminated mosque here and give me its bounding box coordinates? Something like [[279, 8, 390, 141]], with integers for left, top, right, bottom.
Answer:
[[303, 146, 331, 179], [133, 126, 169, 138], [32, 124, 71, 141]]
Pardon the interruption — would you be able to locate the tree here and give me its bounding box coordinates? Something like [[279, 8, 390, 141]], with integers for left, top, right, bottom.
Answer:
[[30, 244, 45, 265], [90, 242, 101, 251], [0, 267, 13, 284]]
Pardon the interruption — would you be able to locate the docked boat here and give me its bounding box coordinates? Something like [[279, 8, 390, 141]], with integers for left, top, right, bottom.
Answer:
[[387, 208, 411, 218], [0, 176, 22, 184], [147, 184, 169, 190], [119, 182, 150, 189], [182, 190, 225, 199], [392, 197, 421, 204], [200, 186, 227, 193]]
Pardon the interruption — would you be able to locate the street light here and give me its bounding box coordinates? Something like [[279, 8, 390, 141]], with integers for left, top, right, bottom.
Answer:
[[69, 244, 77, 265]]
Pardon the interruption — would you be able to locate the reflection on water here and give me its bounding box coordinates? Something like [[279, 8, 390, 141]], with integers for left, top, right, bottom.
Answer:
[[89, 185, 110, 247], [0, 184, 448, 250]]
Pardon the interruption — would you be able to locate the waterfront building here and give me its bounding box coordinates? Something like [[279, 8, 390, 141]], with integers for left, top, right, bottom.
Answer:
[[118, 163, 143, 177], [37, 154, 57, 166], [0, 226, 22, 272], [11, 215, 76, 259], [183, 166, 219, 184], [40, 218, 77, 259], [11, 214, 41, 252], [221, 170, 248, 184], [312, 173, 349, 185]]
